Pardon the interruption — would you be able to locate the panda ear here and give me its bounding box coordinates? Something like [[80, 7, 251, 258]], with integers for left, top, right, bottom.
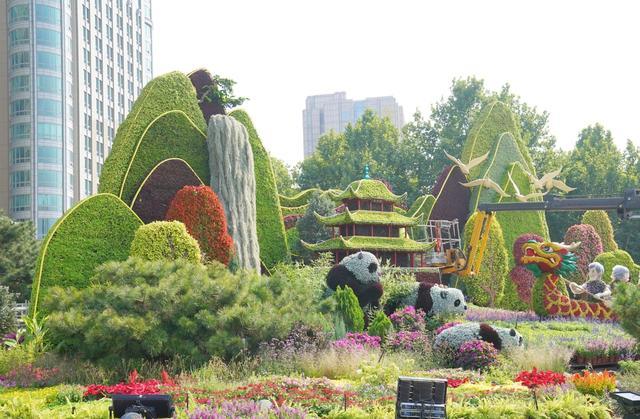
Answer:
[[440, 290, 448, 299], [358, 252, 363, 260], [510, 329, 516, 337]]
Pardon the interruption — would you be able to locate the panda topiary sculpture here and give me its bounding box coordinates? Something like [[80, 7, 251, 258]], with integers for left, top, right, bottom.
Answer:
[[434, 322, 524, 351], [326, 251, 383, 309], [384, 282, 467, 317]]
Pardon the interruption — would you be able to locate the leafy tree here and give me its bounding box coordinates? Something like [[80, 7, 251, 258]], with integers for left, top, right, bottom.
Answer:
[[335, 285, 364, 333], [270, 156, 297, 196], [367, 311, 393, 341], [294, 192, 336, 262], [614, 282, 640, 340], [0, 211, 38, 300], [0, 286, 17, 335], [200, 74, 247, 109]]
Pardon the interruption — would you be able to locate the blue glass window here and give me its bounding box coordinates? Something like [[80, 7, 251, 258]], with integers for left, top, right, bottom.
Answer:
[[37, 99, 62, 117], [37, 123, 62, 142], [9, 5, 29, 23], [35, 5, 61, 25], [36, 28, 61, 48], [37, 51, 61, 71], [11, 123, 31, 141], [10, 52, 30, 70], [10, 75, 30, 94], [38, 169, 62, 188], [38, 218, 57, 237], [10, 99, 31, 116], [10, 170, 31, 188], [10, 146, 31, 164], [9, 28, 30, 47], [38, 146, 62, 164], [37, 75, 62, 94], [38, 194, 63, 211], [10, 195, 31, 213]]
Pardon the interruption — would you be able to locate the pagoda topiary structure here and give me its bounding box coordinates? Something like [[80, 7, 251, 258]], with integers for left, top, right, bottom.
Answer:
[[303, 178, 433, 267]]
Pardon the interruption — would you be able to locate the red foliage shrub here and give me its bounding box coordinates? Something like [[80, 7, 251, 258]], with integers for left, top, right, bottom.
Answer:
[[510, 265, 536, 306], [429, 165, 470, 228], [84, 369, 176, 398], [512, 233, 544, 265], [514, 368, 565, 388], [563, 224, 603, 281], [166, 185, 234, 265]]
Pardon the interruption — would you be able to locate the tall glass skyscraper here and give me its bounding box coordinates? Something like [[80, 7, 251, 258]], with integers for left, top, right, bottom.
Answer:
[[0, 0, 153, 238]]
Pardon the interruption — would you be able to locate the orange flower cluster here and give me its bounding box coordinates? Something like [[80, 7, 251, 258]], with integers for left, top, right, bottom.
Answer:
[[571, 370, 616, 396]]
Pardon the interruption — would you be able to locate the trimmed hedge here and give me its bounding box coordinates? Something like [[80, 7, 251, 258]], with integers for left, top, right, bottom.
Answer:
[[429, 165, 470, 227], [131, 159, 203, 223], [99, 71, 205, 197], [166, 185, 234, 265], [118, 110, 209, 205], [229, 109, 289, 269], [563, 224, 603, 283], [461, 100, 533, 177], [130, 221, 201, 263], [582, 210, 618, 252], [594, 250, 640, 281], [188, 68, 225, 121], [30, 194, 143, 314], [462, 212, 508, 307]]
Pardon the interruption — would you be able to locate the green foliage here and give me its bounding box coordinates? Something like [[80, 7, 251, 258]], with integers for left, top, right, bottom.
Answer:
[[0, 286, 17, 335], [367, 311, 393, 341], [118, 110, 209, 205], [270, 156, 297, 196], [200, 74, 247, 108], [99, 71, 205, 197], [229, 109, 289, 269], [614, 282, 640, 340], [335, 286, 365, 333], [42, 257, 327, 364], [462, 213, 508, 307], [582, 210, 618, 252], [594, 249, 639, 281], [129, 221, 201, 263], [295, 192, 336, 261], [279, 188, 341, 207], [0, 212, 38, 300], [31, 194, 143, 314]]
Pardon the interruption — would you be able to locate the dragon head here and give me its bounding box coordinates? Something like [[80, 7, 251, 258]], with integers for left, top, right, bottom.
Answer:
[[520, 240, 580, 277]]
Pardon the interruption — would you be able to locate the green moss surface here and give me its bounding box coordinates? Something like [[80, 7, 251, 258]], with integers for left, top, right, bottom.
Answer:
[[582, 210, 619, 252], [316, 209, 419, 226], [99, 71, 205, 198], [594, 250, 640, 281], [281, 204, 309, 217], [229, 109, 289, 268], [335, 179, 406, 203], [279, 188, 341, 207], [30, 194, 142, 314], [303, 236, 434, 252]]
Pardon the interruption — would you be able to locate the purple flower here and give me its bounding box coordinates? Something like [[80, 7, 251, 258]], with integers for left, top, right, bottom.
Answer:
[[389, 306, 427, 332], [455, 339, 498, 370], [387, 331, 431, 352], [332, 333, 381, 352]]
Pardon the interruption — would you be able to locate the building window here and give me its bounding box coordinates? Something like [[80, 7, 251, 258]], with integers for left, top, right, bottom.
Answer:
[[84, 114, 92, 130], [37, 51, 62, 71], [85, 157, 92, 174], [84, 180, 93, 196], [10, 147, 31, 164], [84, 135, 92, 152], [97, 141, 104, 157], [11, 123, 31, 141], [10, 195, 31, 213], [10, 99, 31, 116], [38, 194, 63, 211], [10, 170, 31, 188], [36, 28, 62, 48], [10, 75, 30, 94], [38, 169, 62, 188], [10, 52, 30, 70], [38, 146, 62, 164], [36, 4, 61, 25], [9, 28, 30, 47], [37, 123, 63, 142], [37, 99, 62, 118], [38, 218, 57, 237], [37, 75, 62, 94], [9, 5, 30, 23]]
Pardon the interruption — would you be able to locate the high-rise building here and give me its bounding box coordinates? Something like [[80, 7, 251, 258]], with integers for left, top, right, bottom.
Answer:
[[302, 92, 404, 158], [0, 0, 153, 238]]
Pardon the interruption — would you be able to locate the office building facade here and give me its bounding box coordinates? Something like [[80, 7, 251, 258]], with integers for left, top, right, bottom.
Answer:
[[302, 92, 404, 158], [0, 0, 153, 238]]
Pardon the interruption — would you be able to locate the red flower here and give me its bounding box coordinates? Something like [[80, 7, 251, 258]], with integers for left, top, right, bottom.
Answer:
[[514, 368, 565, 389]]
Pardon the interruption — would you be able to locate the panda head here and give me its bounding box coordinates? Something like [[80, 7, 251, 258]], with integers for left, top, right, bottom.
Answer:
[[429, 285, 467, 316], [339, 251, 381, 284], [496, 326, 524, 349]]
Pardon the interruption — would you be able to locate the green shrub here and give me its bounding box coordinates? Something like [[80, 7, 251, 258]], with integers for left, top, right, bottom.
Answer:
[[42, 257, 327, 365], [582, 210, 618, 252], [99, 71, 205, 197], [367, 311, 393, 341], [594, 249, 639, 281], [229, 110, 289, 269], [614, 282, 640, 340], [118, 110, 209, 205], [129, 221, 201, 263], [335, 286, 365, 332], [0, 286, 17, 335], [30, 194, 142, 314], [462, 213, 508, 307], [406, 194, 435, 240]]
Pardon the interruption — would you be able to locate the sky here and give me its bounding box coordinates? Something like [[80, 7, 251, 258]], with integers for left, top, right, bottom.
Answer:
[[152, 0, 640, 166]]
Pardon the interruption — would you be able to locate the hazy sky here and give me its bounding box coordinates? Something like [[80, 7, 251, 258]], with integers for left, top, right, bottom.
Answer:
[[153, 0, 640, 166]]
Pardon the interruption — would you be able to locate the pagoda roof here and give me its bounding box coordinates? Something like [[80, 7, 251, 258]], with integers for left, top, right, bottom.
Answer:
[[315, 209, 421, 227], [302, 236, 435, 253], [335, 179, 406, 203]]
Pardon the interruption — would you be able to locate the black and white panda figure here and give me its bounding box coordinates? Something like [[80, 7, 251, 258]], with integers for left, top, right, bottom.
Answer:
[[434, 322, 524, 351], [385, 282, 467, 317], [326, 251, 383, 309]]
